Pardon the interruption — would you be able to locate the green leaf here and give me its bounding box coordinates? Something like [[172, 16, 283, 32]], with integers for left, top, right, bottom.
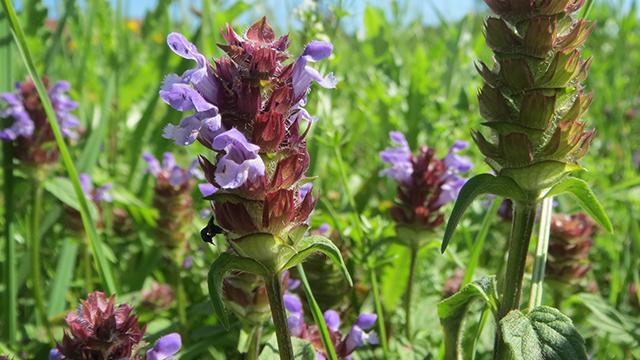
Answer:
[[43, 177, 99, 221], [207, 253, 268, 329], [438, 276, 498, 360], [259, 335, 316, 360], [47, 238, 79, 318], [281, 235, 353, 287], [544, 177, 613, 233], [441, 174, 527, 253], [500, 306, 587, 360]]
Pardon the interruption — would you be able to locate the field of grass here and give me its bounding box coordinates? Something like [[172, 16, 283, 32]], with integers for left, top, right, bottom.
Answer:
[[0, 0, 639, 359]]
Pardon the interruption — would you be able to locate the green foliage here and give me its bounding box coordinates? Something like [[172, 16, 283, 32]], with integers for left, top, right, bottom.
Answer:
[[500, 306, 587, 360]]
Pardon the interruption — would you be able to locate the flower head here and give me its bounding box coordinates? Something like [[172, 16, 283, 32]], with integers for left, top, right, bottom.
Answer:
[[144, 152, 197, 248], [473, 0, 594, 193], [0, 78, 79, 164], [54, 291, 181, 359], [546, 213, 595, 283], [160, 18, 334, 267], [380, 131, 472, 232], [56, 291, 146, 359]]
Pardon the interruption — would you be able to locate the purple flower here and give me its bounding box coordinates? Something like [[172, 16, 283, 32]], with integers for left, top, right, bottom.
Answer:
[[48, 348, 64, 360], [323, 310, 341, 332], [161, 33, 222, 147], [344, 313, 378, 354], [146, 333, 182, 360], [0, 79, 78, 141], [211, 128, 265, 189], [143, 152, 199, 188], [437, 141, 473, 206], [79, 173, 112, 203], [198, 183, 217, 197], [444, 140, 473, 173], [379, 131, 413, 182], [292, 41, 337, 100]]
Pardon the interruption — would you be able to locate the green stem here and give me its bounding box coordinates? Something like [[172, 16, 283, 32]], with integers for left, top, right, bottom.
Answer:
[[247, 324, 262, 360], [265, 272, 294, 360], [369, 266, 389, 356], [297, 264, 338, 360], [3, 129, 16, 344], [528, 197, 553, 311], [493, 202, 537, 360], [83, 233, 92, 292], [175, 261, 187, 330], [404, 247, 418, 340], [29, 175, 54, 344]]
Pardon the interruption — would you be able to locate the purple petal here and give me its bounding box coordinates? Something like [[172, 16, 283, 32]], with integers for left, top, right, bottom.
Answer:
[[288, 313, 305, 337], [49, 348, 64, 360], [146, 333, 182, 360], [163, 115, 202, 146], [299, 183, 313, 201], [212, 129, 265, 189], [389, 131, 409, 147], [167, 32, 204, 62], [444, 140, 473, 173], [198, 183, 217, 197], [169, 167, 190, 187], [436, 175, 466, 207], [162, 152, 176, 171], [284, 294, 302, 314], [355, 313, 377, 330], [317, 223, 330, 234], [94, 184, 113, 203], [79, 173, 92, 195], [302, 41, 333, 61], [379, 131, 413, 182], [143, 152, 162, 176], [323, 310, 341, 332], [160, 74, 215, 112]]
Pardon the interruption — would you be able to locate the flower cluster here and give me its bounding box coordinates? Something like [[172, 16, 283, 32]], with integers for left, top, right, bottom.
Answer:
[[546, 213, 595, 283], [159, 17, 335, 268], [475, 0, 595, 194], [51, 291, 180, 360], [63, 173, 112, 233], [380, 131, 472, 231], [0, 77, 79, 165], [284, 289, 378, 359], [144, 152, 198, 249], [80, 173, 113, 204], [141, 281, 176, 311]]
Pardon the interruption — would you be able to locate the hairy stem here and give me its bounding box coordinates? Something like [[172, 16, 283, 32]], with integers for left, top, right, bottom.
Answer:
[[265, 272, 294, 360], [528, 197, 554, 310], [29, 175, 54, 344], [3, 129, 16, 344], [493, 202, 537, 360], [404, 247, 418, 339]]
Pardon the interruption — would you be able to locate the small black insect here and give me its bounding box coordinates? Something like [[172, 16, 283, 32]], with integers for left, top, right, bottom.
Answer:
[[201, 216, 224, 244]]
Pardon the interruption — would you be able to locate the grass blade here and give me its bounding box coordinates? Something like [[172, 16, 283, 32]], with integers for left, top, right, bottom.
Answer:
[[296, 264, 339, 360], [47, 238, 79, 318], [462, 199, 500, 285], [0, 0, 117, 294], [1, 7, 17, 344]]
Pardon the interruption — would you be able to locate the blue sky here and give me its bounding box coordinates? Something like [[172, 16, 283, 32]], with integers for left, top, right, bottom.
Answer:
[[40, 0, 640, 25]]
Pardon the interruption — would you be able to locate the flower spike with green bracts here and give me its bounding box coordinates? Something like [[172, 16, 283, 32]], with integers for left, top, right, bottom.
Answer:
[[159, 17, 349, 359]]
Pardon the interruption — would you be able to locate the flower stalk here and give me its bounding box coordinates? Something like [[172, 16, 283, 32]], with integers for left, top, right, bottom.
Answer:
[[528, 197, 554, 310], [494, 201, 536, 359], [404, 246, 418, 339], [265, 272, 295, 360]]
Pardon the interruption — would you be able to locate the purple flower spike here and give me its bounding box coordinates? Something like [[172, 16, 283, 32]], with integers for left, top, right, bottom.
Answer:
[[323, 310, 341, 332], [144, 152, 197, 189], [292, 41, 337, 99], [379, 131, 413, 182], [146, 333, 182, 360], [211, 128, 265, 189]]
